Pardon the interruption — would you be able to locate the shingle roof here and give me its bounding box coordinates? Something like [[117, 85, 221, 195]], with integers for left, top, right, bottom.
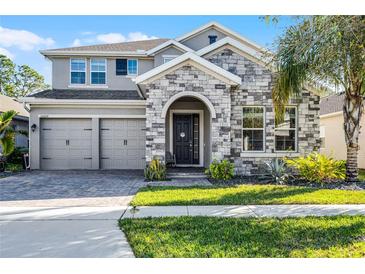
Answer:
[[29, 89, 143, 100], [47, 38, 169, 52], [320, 93, 345, 115], [0, 94, 29, 118]]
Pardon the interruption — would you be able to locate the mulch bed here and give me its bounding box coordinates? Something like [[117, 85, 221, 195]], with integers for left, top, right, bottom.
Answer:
[[209, 176, 365, 191]]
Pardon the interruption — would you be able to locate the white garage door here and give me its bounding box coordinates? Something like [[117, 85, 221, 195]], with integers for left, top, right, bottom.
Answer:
[[100, 119, 146, 169], [40, 118, 92, 170]]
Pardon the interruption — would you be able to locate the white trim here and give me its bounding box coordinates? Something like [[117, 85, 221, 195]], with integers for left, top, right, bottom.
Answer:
[[162, 55, 179, 64], [38, 114, 146, 119], [242, 106, 266, 152], [145, 40, 193, 56], [240, 152, 300, 158], [196, 37, 270, 65], [19, 97, 146, 106], [176, 21, 265, 52], [41, 50, 147, 57], [135, 52, 241, 85], [274, 106, 298, 153], [67, 84, 109, 89], [127, 59, 138, 76], [90, 58, 107, 85], [161, 92, 216, 119], [70, 58, 87, 85], [169, 109, 204, 167], [320, 111, 343, 118]]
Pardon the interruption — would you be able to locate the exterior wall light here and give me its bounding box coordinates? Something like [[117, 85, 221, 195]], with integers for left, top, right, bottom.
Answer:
[[31, 124, 37, 132]]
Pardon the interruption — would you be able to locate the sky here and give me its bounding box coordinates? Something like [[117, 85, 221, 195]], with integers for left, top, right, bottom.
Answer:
[[0, 16, 295, 85]]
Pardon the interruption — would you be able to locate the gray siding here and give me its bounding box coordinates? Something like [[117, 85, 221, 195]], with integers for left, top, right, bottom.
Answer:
[[180, 28, 227, 51], [154, 47, 184, 67], [51, 57, 153, 89]]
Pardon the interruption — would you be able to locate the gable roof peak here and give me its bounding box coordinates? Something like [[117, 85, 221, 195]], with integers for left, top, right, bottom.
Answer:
[[176, 21, 264, 52]]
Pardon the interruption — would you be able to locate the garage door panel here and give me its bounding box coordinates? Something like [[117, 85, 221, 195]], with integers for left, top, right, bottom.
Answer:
[[100, 118, 145, 170], [40, 118, 92, 170]]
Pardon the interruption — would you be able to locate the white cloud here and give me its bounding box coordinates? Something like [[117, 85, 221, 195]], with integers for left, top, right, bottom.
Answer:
[[96, 33, 126, 43], [71, 38, 82, 47], [81, 31, 95, 36], [127, 32, 158, 41], [71, 31, 158, 47], [0, 26, 55, 51], [0, 47, 14, 59]]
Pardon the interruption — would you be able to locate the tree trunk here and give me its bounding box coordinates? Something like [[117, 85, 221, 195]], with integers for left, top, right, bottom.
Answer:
[[343, 89, 363, 183]]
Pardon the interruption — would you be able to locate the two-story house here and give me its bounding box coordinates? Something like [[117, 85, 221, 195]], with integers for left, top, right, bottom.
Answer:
[[22, 22, 320, 173]]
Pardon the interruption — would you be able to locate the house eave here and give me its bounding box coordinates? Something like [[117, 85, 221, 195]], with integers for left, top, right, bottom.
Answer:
[[40, 50, 148, 57], [19, 97, 147, 106], [135, 52, 242, 86]]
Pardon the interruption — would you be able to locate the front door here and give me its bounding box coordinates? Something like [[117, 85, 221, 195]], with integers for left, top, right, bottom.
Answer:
[[173, 114, 199, 165]]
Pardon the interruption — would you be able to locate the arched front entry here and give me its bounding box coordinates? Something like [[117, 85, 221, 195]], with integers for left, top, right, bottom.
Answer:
[[163, 94, 214, 167], [144, 64, 232, 167]]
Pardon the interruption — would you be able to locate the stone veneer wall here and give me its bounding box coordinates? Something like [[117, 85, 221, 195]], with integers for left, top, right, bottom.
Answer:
[[206, 48, 320, 175], [145, 65, 232, 164]]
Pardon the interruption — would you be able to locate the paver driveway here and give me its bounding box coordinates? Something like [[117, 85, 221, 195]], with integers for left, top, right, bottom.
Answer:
[[0, 170, 146, 206], [0, 170, 146, 258]]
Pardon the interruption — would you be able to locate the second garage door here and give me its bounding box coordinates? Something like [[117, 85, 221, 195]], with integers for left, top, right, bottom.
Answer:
[[100, 118, 146, 169]]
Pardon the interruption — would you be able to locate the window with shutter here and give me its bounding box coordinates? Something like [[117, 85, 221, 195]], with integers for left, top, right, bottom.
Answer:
[[116, 59, 127, 75]]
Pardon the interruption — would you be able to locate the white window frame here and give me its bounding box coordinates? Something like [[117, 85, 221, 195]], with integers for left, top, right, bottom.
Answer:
[[90, 58, 107, 85], [127, 59, 138, 76], [242, 106, 265, 152], [274, 106, 298, 152], [70, 58, 86, 85], [162, 55, 178, 64]]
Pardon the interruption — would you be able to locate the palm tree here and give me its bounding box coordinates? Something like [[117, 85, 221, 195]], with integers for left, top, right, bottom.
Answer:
[[271, 16, 364, 182], [0, 110, 27, 157]]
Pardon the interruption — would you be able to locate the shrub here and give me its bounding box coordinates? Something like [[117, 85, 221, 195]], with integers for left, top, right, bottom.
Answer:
[[285, 152, 346, 183], [205, 159, 234, 180], [6, 147, 28, 165], [265, 158, 290, 184], [144, 158, 166, 181]]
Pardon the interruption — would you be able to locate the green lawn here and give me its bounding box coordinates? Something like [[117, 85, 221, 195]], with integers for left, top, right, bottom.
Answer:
[[132, 185, 365, 206], [120, 215, 365, 258]]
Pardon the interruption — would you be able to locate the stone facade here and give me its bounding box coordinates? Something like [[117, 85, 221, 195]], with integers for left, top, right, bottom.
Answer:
[[206, 48, 320, 174], [145, 65, 232, 163], [145, 47, 320, 175]]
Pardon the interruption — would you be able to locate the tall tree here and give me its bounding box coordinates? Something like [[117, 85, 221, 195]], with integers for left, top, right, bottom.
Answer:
[[0, 54, 49, 98], [271, 16, 365, 182]]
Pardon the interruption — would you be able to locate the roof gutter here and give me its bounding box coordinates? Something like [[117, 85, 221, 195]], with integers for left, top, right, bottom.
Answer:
[[40, 50, 148, 57], [19, 97, 147, 106]]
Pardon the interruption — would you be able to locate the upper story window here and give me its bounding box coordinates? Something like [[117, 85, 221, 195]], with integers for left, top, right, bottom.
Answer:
[[163, 55, 178, 64], [116, 59, 138, 76], [275, 106, 297, 152], [242, 106, 265, 152], [116, 59, 127, 75], [127, 59, 138, 75], [70, 58, 86, 84], [208, 35, 217, 44], [90, 58, 106, 85]]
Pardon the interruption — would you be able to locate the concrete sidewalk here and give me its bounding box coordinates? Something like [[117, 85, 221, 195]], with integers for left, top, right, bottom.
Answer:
[[0, 207, 134, 258], [123, 204, 365, 219]]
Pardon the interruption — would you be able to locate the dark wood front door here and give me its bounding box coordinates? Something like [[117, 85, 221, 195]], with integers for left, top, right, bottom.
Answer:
[[173, 114, 199, 165]]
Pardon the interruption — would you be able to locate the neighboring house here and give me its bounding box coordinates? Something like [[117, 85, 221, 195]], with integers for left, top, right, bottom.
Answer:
[[0, 94, 29, 153], [320, 93, 365, 169], [21, 22, 320, 173]]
